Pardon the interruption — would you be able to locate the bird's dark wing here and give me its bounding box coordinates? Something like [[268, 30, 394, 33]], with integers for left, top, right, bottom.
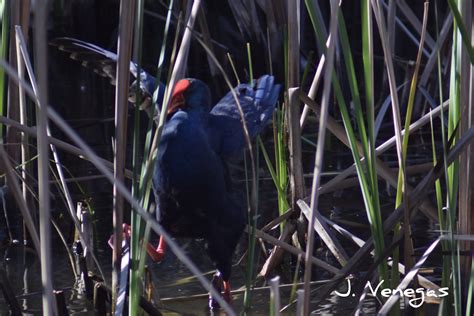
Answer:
[[209, 75, 280, 158], [50, 37, 161, 100]]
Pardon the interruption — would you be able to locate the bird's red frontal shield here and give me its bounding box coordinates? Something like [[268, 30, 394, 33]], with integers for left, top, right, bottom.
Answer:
[[167, 79, 191, 116]]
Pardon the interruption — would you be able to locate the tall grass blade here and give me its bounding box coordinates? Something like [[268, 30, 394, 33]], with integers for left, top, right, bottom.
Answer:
[[134, 0, 175, 311], [303, 1, 339, 314], [111, 0, 136, 313], [447, 1, 462, 313], [0, 0, 8, 139], [454, 0, 474, 308], [243, 41, 259, 311], [391, 1, 428, 293], [288, 93, 305, 224], [32, 0, 56, 314], [447, 0, 474, 64], [128, 0, 146, 313]]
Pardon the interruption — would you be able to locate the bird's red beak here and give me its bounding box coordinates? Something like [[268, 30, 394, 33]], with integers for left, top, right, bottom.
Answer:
[[167, 79, 190, 116]]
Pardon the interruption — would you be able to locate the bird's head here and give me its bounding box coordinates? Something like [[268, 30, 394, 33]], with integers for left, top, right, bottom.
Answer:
[[167, 78, 211, 118]]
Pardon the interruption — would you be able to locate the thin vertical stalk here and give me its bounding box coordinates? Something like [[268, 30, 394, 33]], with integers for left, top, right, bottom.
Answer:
[[457, 0, 474, 302], [287, 0, 304, 222], [371, 0, 405, 286], [303, 1, 338, 314], [287, 0, 299, 88], [274, 104, 289, 228], [361, 0, 375, 228], [269, 276, 281, 316], [32, 0, 55, 314], [150, 0, 201, 155], [129, 0, 145, 313], [446, 1, 465, 313], [15, 25, 29, 218], [244, 42, 258, 310], [295, 289, 304, 316], [136, 0, 174, 281], [112, 0, 136, 314], [130, 5, 202, 288], [433, 3, 451, 313], [466, 255, 474, 315], [6, 0, 20, 168], [300, 48, 325, 129], [361, 1, 386, 286], [288, 88, 305, 214], [0, 0, 8, 140], [246, 43, 253, 85], [393, 0, 429, 276], [447, 0, 474, 63], [370, 0, 405, 189]]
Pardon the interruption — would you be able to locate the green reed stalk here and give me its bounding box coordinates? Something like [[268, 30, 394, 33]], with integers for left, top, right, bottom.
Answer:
[[258, 137, 289, 213], [447, 3, 462, 313], [130, 0, 175, 314], [390, 4, 428, 304], [243, 42, 258, 312], [275, 105, 289, 231], [433, 3, 451, 314], [303, 0, 389, 286], [338, 5, 388, 283], [129, 0, 146, 313]]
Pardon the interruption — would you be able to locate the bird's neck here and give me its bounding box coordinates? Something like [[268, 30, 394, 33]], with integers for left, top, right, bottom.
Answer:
[[186, 108, 209, 125]]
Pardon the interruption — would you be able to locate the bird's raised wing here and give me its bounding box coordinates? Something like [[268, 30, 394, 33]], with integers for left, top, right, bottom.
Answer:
[[209, 75, 280, 158], [50, 37, 163, 106]]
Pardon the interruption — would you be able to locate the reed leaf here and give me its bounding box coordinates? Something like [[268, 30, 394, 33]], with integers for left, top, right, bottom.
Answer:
[[129, 0, 146, 313], [303, 1, 339, 314], [0, 0, 8, 139], [32, 0, 55, 313]]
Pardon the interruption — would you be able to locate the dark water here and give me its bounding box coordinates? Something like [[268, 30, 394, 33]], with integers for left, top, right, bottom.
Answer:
[[0, 232, 373, 315], [0, 195, 440, 315]]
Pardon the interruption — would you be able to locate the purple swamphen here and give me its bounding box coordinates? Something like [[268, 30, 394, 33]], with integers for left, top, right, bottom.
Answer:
[[154, 76, 280, 306], [52, 37, 281, 307]]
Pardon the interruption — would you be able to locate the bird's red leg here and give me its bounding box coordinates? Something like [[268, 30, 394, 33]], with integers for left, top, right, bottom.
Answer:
[[209, 273, 233, 309], [108, 224, 166, 262], [108, 223, 131, 248], [146, 235, 166, 262], [222, 281, 232, 303]]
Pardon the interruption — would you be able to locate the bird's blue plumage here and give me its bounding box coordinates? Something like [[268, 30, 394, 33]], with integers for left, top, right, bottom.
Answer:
[[152, 77, 279, 280], [153, 82, 246, 280], [209, 75, 281, 158]]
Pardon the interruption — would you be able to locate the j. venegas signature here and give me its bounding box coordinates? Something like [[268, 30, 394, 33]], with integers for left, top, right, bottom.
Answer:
[[334, 279, 449, 308]]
